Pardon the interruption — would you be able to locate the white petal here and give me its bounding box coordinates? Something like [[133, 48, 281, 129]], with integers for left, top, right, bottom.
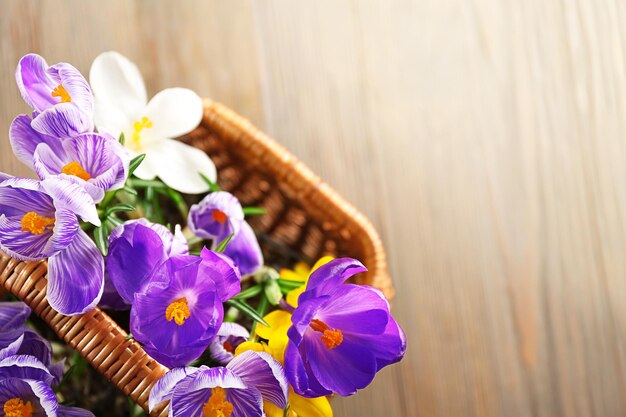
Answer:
[[143, 88, 203, 139], [90, 51, 147, 133], [135, 139, 216, 194]]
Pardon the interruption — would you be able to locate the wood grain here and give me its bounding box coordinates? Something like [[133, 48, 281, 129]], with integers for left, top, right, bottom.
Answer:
[[2, 0, 626, 416]]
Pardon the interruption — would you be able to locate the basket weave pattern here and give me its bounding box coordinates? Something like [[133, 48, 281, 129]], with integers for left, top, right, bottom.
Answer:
[[0, 99, 392, 417]]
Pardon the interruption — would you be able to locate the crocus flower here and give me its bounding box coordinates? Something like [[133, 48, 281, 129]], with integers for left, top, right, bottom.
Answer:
[[285, 258, 406, 397], [0, 355, 93, 417], [10, 117, 130, 203], [130, 248, 240, 368], [16, 54, 94, 138], [148, 350, 288, 417], [106, 219, 189, 304], [89, 51, 215, 194], [188, 192, 244, 240], [188, 191, 263, 275], [0, 177, 103, 315], [209, 322, 250, 365]]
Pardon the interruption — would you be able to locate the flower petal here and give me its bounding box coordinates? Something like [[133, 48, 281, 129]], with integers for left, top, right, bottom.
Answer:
[[284, 342, 332, 398], [149, 367, 199, 412], [0, 302, 31, 330], [31, 102, 93, 138], [15, 54, 58, 111], [199, 248, 241, 302], [58, 405, 96, 417], [134, 139, 216, 194], [0, 354, 55, 386], [221, 221, 263, 276], [0, 215, 54, 261], [41, 177, 100, 226], [189, 191, 244, 240], [305, 331, 377, 396], [49, 62, 94, 115], [170, 367, 247, 417], [0, 330, 24, 361], [226, 386, 265, 417], [227, 350, 288, 408], [9, 114, 65, 167], [304, 258, 368, 299], [47, 230, 104, 315], [90, 51, 147, 131], [0, 378, 58, 416], [143, 88, 203, 139]]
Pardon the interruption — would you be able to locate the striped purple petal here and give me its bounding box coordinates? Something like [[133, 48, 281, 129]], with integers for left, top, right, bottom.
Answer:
[[31, 102, 93, 139], [0, 302, 31, 330], [16, 54, 59, 111], [209, 322, 250, 365], [148, 367, 199, 412], [41, 177, 100, 226], [58, 405, 96, 417], [0, 355, 55, 386], [226, 350, 288, 408], [0, 377, 58, 417], [9, 114, 64, 167], [47, 230, 104, 316]]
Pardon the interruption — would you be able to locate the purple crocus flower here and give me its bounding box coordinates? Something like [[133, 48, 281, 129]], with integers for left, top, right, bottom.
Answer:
[[130, 248, 241, 368], [16, 54, 93, 138], [188, 191, 244, 240], [149, 350, 288, 417], [10, 120, 130, 203], [209, 322, 250, 365], [0, 355, 93, 416], [106, 219, 189, 304], [0, 303, 31, 361], [188, 191, 263, 275], [285, 258, 406, 397], [0, 177, 104, 316]]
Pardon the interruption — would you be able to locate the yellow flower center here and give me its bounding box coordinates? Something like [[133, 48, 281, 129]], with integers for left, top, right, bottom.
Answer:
[[20, 212, 55, 235], [309, 319, 343, 350], [132, 116, 153, 149], [3, 398, 33, 417], [202, 387, 233, 417], [212, 209, 227, 225], [165, 297, 191, 326], [51, 84, 71, 103], [61, 161, 91, 181]]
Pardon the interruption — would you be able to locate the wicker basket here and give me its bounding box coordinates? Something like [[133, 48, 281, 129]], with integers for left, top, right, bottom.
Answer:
[[0, 99, 393, 417]]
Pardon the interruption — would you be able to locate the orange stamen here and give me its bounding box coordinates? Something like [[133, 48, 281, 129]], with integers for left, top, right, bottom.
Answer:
[[20, 212, 55, 235], [212, 209, 227, 224], [61, 161, 91, 181], [3, 397, 33, 417], [202, 387, 233, 417], [165, 297, 191, 326], [310, 319, 343, 350], [51, 84, 71, 103], [223, 341, 235, 353]]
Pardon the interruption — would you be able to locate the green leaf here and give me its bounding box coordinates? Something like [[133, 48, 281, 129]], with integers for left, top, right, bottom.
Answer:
[[129, 154, 146, 176], [234, 285, 263, 300], [119, 132, 125, 145], [277, 278, 305, 292], [156, 187, 189, 219], [105, 203, 135, 217], [225, 299, 269, 327], [127, 178, 168, 189], [214, 233, 234, 253], [199, 173, 220, 192], [243, 206, 267, 216], [144, 187, 155, 220], [94, 224, 109, 256], [122, 185, 138, 196], [106, 214, 123, 228]]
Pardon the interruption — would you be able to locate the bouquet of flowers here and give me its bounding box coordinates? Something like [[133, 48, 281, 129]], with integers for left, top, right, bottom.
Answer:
[[0, 52, 406, 417]]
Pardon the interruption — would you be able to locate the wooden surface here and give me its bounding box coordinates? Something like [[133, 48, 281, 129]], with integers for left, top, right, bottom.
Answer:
[[2, 1, 626, 416]]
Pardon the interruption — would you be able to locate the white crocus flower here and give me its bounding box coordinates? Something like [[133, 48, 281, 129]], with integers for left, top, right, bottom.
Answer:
[[89, 51, 216, 194]]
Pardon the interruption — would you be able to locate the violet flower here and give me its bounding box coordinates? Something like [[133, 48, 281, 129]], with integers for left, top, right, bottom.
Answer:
[[209, 322, 250, 365], [130, 248, 241, 368], [0, 303, 31, 361], [148, 350, 288, 417], [0, 178, 103, 315], [188, 191, 263, 275], [0, 355, 93, 417], [285, 258, 406, 397], [106, 219, 188, 304], [16, 54, 94, 138], [10, 120, 130, 203]]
